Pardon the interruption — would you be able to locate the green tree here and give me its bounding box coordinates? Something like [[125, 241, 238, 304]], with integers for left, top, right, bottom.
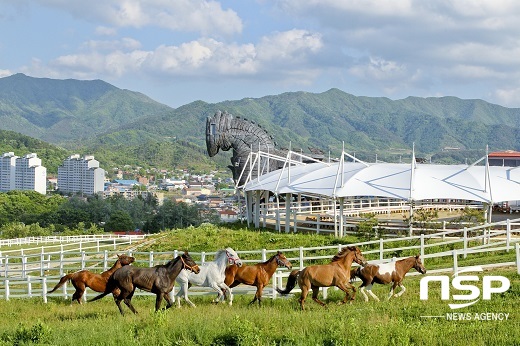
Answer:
[[105, 210, 135, 232]]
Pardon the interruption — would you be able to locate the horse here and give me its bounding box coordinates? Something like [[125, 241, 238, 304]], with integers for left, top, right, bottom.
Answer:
[[350, 255, 426, 302], [175, 247, 242, 307], [223, 251, 292, 306], [276, 246, 367, 310], [48, 254, 135, 304], [89, 251, 199, 315]]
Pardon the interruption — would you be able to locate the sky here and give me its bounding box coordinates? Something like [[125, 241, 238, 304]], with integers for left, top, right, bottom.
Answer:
[[1, 0, 520, 109]]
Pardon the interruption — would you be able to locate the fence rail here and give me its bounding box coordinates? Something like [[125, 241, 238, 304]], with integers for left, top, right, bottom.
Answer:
[[1, 219, 519, 302]]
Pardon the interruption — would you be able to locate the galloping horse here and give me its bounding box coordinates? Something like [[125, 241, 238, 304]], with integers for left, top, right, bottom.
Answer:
[[277, 246, 367, 310], [48, 254, 135, 304], [89, 251, 199, 315], [350, 255, 426, 301], [176, 247, 242, 307], [224, 251, 292, 306]]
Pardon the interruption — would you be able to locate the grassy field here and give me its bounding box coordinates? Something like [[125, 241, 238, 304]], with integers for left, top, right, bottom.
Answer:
[[0, 267, 518, 346], [1, 224, 519, 345]]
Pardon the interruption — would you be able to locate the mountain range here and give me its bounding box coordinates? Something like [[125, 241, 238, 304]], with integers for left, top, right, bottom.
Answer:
[[0, 73, 519, 173]]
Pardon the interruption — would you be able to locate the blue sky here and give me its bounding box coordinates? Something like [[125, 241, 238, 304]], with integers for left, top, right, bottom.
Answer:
[[1, 1, 520, 109]]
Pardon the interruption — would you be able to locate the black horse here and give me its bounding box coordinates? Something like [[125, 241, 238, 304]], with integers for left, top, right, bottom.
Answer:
[[89, 251, 200, 315]]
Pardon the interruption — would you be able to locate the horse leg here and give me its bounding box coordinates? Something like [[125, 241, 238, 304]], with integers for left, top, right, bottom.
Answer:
[[387, 282, 398, 300], [163, 292, 175, 309], [123, 291, 138, 314], [395, 283, 406, 297], [176, 282, 196, 308], [359, 285, 369, 302], [311, 285, 326, 307], [299, 285, 309, 310], [155, 293, 164, 311], [250, 285, 264, 306], [115, 298, 126, 316], [72, 282, 85, 305], [366, 284, 380, 302], [337, 282, 356, 304]]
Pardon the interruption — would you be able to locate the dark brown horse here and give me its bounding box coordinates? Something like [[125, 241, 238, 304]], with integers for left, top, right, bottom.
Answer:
[[350, 255, 426, 301], [276, 246, 367, 310], [224, 251, 292, 306], [89, 251, 200, 315], [48, 254, 135, 304]]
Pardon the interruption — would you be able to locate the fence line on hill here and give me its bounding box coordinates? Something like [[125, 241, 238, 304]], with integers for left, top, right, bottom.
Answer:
[[0, 218, 519, 302]]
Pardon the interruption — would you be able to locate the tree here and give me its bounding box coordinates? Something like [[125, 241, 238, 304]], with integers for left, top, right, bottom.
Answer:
[[105, 210, 135, 232]]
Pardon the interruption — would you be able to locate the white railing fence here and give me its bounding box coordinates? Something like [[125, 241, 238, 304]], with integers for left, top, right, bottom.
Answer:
[[0, 219, 519, 302]]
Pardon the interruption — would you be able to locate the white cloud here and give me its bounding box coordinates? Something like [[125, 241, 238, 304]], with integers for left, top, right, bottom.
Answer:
[[95, 26, 118, 36], [0, 69, 13, 77], [494, 87, 520, 108], [34, 0, 242, 36]]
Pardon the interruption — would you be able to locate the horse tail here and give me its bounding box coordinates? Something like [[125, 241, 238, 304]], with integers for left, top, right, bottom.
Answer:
[[48, 273, 74, 293], [276, 269, 300, 295]]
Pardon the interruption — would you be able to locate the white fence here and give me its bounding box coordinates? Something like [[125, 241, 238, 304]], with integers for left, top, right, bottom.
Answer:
[[1, 219, 519, 302]]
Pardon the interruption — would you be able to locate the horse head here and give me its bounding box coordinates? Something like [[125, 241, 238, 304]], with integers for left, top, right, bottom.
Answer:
[[348, 246, 368, 266], [117, 254, 136, 266], [206, 110, 234, 156], [413, 255, 426, 274], [181, 251, 200, 274], [275, 251, 292, 269], [225, 247, 243, 267]]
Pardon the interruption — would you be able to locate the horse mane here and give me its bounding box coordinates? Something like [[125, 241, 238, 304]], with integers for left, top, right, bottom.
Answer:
[[331, 246, 355, 263]]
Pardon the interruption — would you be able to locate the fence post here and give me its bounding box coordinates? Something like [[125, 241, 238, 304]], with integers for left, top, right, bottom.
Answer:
[[506, 219, 511, 252], [42, 277, 47, 304], [96, 240, 100, 253], [516, 243, 520, 274], [379, 238, 384, 261], [201, 252, 206, 265], [79, 241, 82, 253], [81, 251, 85, 269], [453, 250, 458, 276], [4, 255, 8, 277], [272, 271, 278, 299], [113, 238, 116, 250], [420, 234, 425, 266], [262, 249, 267, 262], [299, 247, 304, 269], [463, 228, 468, 259], [28, 276, 32, 298], [149, 251, 154, 267], [22, 255, 27, 278], [103, 250, 108, 271], [40, 251, 45, 277], [0, 251, 2, 265], [5, 279, 9, 301]]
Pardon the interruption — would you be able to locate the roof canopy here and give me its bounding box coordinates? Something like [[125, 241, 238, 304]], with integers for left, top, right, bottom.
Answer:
[[244, 156, 520, 203]]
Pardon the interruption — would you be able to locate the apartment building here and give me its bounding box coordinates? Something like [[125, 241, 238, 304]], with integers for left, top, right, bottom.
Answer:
[[0, 152, 47, 194], [57, 154, 105, 195]]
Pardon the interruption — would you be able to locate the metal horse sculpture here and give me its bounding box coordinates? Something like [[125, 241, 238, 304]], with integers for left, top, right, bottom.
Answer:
[[48, 254, 135, 304], [206, 110, 278, 187], [350, 255, 426, 301], [224, 251, 293, 306], [175, 247, 243, 307], [277, 246, 367, 310], [89, 251, 200, 315]]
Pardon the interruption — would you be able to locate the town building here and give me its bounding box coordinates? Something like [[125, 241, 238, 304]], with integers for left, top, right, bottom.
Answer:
[[488, 150, 520, 167], [0, 152, 47, 194], [57, 154, 105, 195]]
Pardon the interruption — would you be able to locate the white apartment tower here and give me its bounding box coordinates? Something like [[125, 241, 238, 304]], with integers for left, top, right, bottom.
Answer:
[[58, 154, 105, 195], [14, 153, 47, 194], [0, 152, 17, 192]]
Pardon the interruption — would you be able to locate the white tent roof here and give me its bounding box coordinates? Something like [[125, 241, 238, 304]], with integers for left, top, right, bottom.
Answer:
[[244, 161, 520, 203]]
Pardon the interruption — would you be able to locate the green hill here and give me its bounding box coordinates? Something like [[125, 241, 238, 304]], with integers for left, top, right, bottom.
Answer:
[[1, 74, 519, 169]]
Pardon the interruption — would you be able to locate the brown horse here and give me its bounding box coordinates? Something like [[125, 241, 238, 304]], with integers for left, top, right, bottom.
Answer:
[[48, 254, 135, 304], [350, 255, 426, 302], [89, 251, 200, 315], [276, 246, 367, 310], [224, 251, 292, 306]]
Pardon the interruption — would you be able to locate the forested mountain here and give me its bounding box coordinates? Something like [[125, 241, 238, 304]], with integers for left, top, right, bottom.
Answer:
[[1, 74, 519, 169]]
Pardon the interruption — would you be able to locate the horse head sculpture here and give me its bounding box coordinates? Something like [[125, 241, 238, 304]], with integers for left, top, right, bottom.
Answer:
[[206, 110, 278, 186]]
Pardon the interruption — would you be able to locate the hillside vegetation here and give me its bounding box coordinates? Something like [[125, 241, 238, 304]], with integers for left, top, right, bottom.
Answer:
[[1, 74, 519, 170]]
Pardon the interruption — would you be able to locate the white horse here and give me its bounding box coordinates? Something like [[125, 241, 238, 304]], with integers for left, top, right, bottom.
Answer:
[[175, 247, 242, 307]]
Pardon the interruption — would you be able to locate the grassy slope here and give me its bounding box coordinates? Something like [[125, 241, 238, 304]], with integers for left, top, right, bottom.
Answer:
[[0, 224, 518, 345]]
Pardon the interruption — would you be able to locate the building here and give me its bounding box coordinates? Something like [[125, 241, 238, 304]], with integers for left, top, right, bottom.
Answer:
[[0, 152, 17, 192], [488, 150, 520, 167], [1, 152, 47, 194], [58, 154, 105, 195]]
